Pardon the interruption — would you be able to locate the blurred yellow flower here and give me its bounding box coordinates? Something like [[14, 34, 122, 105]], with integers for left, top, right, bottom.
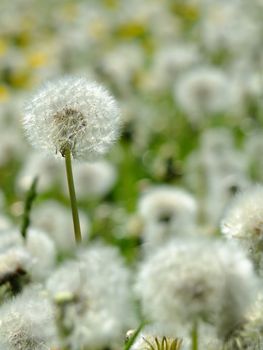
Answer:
[[10, 70, 31, 88], [116, 22, 146, 39], [103, 0, 119, 9], [0, 39, 7, 57], [15, 31, 31, 47], [0, 85, 10, 102], [171, 3, 199, 21], [27, 51, 48, 68]]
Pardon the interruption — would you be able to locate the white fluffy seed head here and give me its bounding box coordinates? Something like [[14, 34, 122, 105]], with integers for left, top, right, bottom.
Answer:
[[0, 229, 23, 253], [0, 229, 56, 283], [23, 76, 121, 160], [174, 67, 232, 121], [25, 228, 56, 281], [152, 43, 200, 90], [225, 294, 263, 349], [16, 151, 64, 194], [135, 238, 257, 338], [138, 186, 197, 223], [0, 285, 58, 350], [221, 185, 263, 270], [0, 247, 32, 284], [138, 186, 198, 253], [46, 243, 136, 349]]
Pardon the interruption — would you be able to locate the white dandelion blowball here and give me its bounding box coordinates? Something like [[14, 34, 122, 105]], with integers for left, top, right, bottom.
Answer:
[[221, 185, 263, 269], [135, 238, 257, 337], [23, 76, 121, 160]]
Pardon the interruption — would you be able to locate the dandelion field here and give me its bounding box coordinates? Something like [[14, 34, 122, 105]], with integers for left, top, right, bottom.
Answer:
[[1, 0, 263, 349]]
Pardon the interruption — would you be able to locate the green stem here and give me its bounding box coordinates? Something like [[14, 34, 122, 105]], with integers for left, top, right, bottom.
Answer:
[[124, 322, 145, 350], [64, 148, 82, 243], [191, 320, 198, 350], [21, 176, 38, 240]]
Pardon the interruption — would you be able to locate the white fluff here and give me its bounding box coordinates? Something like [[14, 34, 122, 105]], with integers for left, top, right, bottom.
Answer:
[[174, 67, 233, 122], [23, 76, 121, 160], [30, 200, 90, 253], [46, 243, 136, 350], [135, 238, 257, 338], [25, 228, 56, 281], [138, 186, 198, 253], [221, 185, 263, 271], [62, 160, 117, 200], [0, 285, 58, 350], [16, 151, 63, 194]]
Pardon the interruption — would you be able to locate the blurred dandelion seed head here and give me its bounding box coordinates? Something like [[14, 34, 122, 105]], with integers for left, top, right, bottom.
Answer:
[[136, 238, 257, 336], [221, 185, 263, 270]]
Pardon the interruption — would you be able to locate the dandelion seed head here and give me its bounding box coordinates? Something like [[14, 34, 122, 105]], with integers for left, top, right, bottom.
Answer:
[[136, 239, 257, 337], [46, 243, 136, 349], [16, 151, 63, 194], [221, 185, 263, 270], [152, 43, 200, 90], [174, 67, 232, 121], [224, 294, 263, 349], [0, 229, 23, 253], [138, 186, 198, 252], [23, 76, 121, 160], [138, 186, 197, 226], [0, 285, 58, 350], [0, 247, 31, 284], [26, 228, 56, 281]]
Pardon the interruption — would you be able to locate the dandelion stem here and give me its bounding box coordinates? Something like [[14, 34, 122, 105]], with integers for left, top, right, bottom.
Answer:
[[64, 147, 82, 243], [191, 320, 198, 350]]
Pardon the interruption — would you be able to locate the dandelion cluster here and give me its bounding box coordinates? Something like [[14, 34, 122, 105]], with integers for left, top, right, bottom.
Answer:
[[1, 0, 263, 349]]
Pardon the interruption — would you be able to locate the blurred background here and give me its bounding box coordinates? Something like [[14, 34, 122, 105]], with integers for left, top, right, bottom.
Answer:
[[0, 0, 263, 260]]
